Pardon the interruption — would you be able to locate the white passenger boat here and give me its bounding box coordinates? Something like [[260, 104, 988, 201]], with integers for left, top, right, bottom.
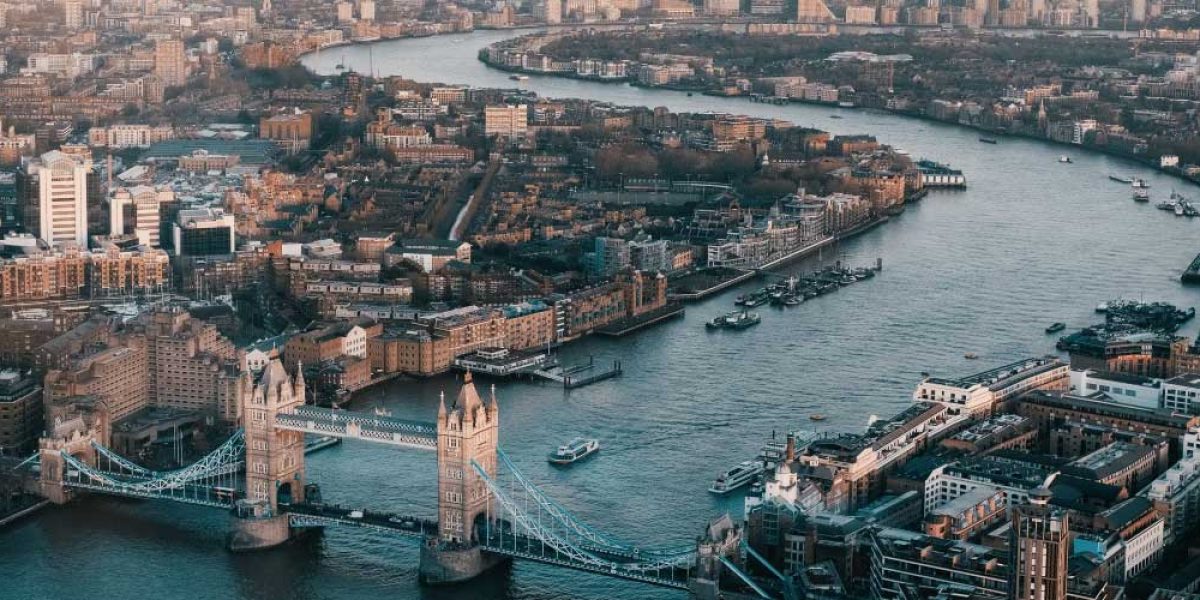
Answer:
[[548, 438, 600, 465], [708, 461, 764, 494]]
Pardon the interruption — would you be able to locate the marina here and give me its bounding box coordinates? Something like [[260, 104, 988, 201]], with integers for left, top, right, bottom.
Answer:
[[733, 261, 882, 310], [531, 356, 623, 389]]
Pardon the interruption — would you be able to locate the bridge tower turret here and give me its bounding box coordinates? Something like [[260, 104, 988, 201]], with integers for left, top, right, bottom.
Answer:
[[229, 358, 307, 551], [420, 373, 509, 584]]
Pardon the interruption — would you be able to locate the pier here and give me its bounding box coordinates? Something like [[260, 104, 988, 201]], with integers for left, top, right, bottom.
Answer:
[[531, 356, 623, 389]]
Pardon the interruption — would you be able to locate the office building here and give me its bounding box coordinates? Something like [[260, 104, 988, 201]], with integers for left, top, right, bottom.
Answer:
[[110, 186, 174, 247], [172, 208, 235, 257], [27, 150, 91, 247], [0, 369, 42, 454]]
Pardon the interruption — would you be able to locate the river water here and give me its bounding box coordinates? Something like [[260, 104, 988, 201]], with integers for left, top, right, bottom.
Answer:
[[3, 30, 1200, 600]]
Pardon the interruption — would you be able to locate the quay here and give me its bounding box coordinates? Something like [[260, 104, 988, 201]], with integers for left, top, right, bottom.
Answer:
[[1182, 252, 1200, 285], [595, 303, 685, 337]]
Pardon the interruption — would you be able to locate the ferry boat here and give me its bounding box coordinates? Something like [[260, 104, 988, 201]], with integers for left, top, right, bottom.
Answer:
[[1059, 155, 1073, 164], [1045, 322, 1066, 334], [548, 438, 600, 465], [1133, 189, 1150, 202], [1132, 178, 1150, 189], [978, 137, 998, 144], [1109, 174, 1135, 184], [709, 461, 764, 495]]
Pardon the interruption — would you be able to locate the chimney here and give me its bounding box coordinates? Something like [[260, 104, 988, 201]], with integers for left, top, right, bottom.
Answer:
[[785, 433, 796, 463]]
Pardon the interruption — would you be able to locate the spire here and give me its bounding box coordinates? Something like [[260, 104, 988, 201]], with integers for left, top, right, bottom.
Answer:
[[785, 433, 796, 463], [438, 390, 447, 418], [293, 360, 305, 398]]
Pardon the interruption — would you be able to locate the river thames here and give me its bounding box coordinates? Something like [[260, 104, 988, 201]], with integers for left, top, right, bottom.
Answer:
[[3, 29, 1200, 600]]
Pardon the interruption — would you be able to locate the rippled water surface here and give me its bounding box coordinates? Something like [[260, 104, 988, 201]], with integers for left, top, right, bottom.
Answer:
[[3, 30, 1200, 600]]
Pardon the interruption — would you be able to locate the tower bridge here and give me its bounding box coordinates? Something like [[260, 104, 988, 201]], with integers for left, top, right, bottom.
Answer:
[[27, 360, 768, 599]]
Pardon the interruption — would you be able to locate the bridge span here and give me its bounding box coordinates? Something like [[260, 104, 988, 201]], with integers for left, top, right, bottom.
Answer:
[[27, 361, 768, 598]]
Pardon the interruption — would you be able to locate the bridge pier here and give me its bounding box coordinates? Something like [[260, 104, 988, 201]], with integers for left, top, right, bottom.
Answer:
[[418, 543, 509, 585], [228, 501, 292, 552]]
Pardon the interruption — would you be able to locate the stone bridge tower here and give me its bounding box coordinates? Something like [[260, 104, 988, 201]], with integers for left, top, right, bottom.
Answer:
[[435, 372, 497, 544], [420, 373, 508, 584], [229, 358, 306, 551]]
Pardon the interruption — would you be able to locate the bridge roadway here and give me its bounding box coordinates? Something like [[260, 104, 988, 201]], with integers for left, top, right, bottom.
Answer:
[[273, 406, 439, 450], [285, 503, 436, 540]]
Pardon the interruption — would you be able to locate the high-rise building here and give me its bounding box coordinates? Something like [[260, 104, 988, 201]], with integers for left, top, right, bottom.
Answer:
[[1010, 488, 1069, 600], [64, 0, 83, 30], [154, 39, 186, 87], [484, 105, 528, 139], [110, 186, 174, 247], [27, 150, 91, 247]]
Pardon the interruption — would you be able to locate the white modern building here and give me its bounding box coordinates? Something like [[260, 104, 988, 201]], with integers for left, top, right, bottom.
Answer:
[[1164, 374, 1200, 415], [1070, 369, 1163, 410], [28, 151, 91, 247]]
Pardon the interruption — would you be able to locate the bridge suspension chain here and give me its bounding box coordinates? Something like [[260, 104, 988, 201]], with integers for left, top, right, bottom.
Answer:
[[473, 459, 695, 575], [494, 448, 696, 560]]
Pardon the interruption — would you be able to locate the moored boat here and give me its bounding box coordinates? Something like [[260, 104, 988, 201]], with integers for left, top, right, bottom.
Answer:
[[548, 437, 600, 465], [1132, 178, 1149, 189], [1059, 155, 1073, 163], [1133, 189, 1150, 202], [1045, 322, 1066, 334], [979, 137, 998, 144], [1109, 174, 1135, 184]]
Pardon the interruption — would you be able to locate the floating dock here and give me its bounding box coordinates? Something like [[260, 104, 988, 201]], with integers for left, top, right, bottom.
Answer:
[[531, 356, 623, 389]]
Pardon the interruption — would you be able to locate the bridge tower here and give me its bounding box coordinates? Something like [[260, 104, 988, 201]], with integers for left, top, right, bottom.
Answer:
[[229, 358, 307, 551], [419, 373, 509, 584], [38, 423, 101, 504]]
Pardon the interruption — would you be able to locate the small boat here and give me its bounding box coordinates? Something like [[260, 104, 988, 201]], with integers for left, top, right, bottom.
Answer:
[[509, 74, 529, 82], [687, 92, 694, 97], [978, 137, 998, 144], [783, 296, 802, 306], [1177, 203, 1186, 217], [809, 414, 827, 421], [1109, 174, 1135, 184], [1096, 302, 1110, 313], [1132, 178, 1149, 189], [1157, 201, 1177, 211], [709, 461, 764, 495], [1133, 189, 1150, 202], [1059, 156, 1073, 164], [1045, 322, 1066, 334], [964, 352, 979, 360], [548, 438, 600, 465], [829, 114, 843, 119]]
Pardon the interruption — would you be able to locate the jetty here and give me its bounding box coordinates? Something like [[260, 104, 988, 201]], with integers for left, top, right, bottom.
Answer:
[[596, 303, 685, 336], [532, 356, 623, 389]]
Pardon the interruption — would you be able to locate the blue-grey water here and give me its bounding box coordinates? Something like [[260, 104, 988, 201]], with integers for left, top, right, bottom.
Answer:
[[3, 30, 1200, 600]]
